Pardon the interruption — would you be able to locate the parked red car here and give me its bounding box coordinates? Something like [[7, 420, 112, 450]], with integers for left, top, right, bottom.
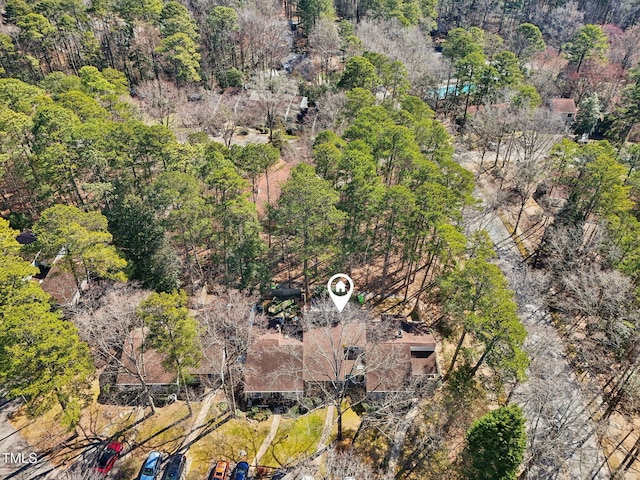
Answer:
[[208, 460, 230, 480], [94, 441, 123, 475]]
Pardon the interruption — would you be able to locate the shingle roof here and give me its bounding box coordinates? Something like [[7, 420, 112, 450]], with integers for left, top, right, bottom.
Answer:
[[40, 266, 79, 306], [366, 331, 438, 393], [549, 97, 577, 114], [244, 319, 439, 396], [115, 327, 223, 387], [245, 332, 304, 394], [302, 321, 367, 382], [116, 327, 177, 386]]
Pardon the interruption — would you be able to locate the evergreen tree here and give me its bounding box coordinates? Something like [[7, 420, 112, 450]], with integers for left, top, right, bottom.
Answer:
[[463, 404, 527, 480], [439, 234, 528, 382], [298, 0, 335, 30], [563, 142, 631, 223], [512, 23, 546, 64], [137, 290, 201, 414], [32, 204, 127, 286], [0, 219, 93, 427], [0, 303, 94, 427], [150, 171, 213, 282], [574, 94, 602, 136], [337, 56, 379, 90], [107, 194, 180, 292], [562, 24, 609, 73], [271, 163, 345, 297], [611, 64, 640, 143]]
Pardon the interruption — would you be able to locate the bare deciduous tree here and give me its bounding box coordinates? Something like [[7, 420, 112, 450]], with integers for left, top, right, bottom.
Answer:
[[532, 1, 584, 48], [194, 286, 264, 414], [553, 265, 636, 335], [236, 0, 291, 76], [355, 18, 438, 89], [606, 24, 640, 71], [322, 447, 382, 479], [312, 90, 347, 134], [177, 91, 223, 134], [70, 284, 156, 412], [468, 104, 517, 171], [283, 447, 382, 479], [510, 109, 564, 233], [308, 18, 341, 82], [136, 79, 185, 127], [512, 325, 606, 480]]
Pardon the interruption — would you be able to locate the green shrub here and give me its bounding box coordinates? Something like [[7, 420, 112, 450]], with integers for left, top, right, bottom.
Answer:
[[248, 406, 270, 421]]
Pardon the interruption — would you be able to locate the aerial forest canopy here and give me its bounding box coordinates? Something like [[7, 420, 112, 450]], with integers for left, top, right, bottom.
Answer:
[[0, 0, 486, 424]]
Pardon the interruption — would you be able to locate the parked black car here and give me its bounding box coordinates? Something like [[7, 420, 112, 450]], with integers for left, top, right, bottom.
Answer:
[[161, 454, 186, 480]]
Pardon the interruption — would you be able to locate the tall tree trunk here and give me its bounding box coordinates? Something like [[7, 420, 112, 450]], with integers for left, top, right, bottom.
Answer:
[[470, 338, 497, 376], [336, 403, 344, 441], [444, 328, 467, 380]]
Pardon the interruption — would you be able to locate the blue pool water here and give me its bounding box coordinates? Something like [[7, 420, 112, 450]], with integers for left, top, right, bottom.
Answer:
[[435, 84, 473, 99]]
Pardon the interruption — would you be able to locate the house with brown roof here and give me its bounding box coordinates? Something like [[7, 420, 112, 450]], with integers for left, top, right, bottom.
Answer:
[[115, 327, 179, 390], [114, 327, 223, 392], [243, 318, 439, 402], [245, 331, 304, 401], [549, 97, 577, 125], [366, 329, 438, 396], [39, 265, 83, 307], [302, 321, 367, 387]]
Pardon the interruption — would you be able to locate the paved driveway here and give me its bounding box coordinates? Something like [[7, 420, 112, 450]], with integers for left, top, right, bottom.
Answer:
[[0, 399, 59, 479], [463, 180, 608, 479]]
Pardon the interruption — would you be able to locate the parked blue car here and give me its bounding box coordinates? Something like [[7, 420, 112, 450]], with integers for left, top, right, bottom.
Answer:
[[231, 461, 250, 480], [138, 451, 163, 480], [161, 453, 186, 480]]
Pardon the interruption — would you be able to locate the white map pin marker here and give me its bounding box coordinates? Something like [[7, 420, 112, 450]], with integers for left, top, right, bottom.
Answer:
[[327, 273, 354, 313]]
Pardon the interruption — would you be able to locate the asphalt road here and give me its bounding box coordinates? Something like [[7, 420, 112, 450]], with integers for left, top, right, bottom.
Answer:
[[0, 399, 60, 480], [463, 187, 608, 479]]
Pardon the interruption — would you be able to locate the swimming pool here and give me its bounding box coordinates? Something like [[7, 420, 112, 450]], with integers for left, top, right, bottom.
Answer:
[[434, 83, 473, 99]]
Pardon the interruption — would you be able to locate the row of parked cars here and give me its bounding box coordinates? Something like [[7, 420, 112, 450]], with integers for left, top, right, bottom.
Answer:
[[138, 452, 250, 480], [92, 440, 251, 479], [95, 448, 187, 479], [207, 459, 250, 480]]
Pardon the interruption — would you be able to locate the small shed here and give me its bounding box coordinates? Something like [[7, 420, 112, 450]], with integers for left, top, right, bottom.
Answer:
[[549, 98, 577, 125]]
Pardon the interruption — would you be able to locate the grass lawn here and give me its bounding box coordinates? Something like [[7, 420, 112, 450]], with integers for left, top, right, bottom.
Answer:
[[133, 401, 192, 455], [9, 382, 232, 480], [330, 403, 362, 444], [10, 403, 70, 458], [260, 408, 327, 468], [9, 379, 143, 465], [187, 417, 271, 478]]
